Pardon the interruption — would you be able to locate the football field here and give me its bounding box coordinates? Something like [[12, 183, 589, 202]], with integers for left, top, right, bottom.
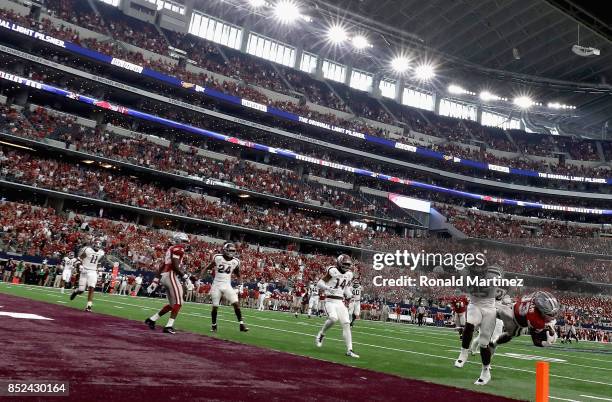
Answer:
[[1, 284, 611, 402]]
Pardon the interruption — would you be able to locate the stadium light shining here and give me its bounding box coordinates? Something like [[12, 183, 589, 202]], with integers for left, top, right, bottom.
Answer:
[[448, 84, 475, 96], [327, 25, 348, 45], [248, 0, 268, 7], [390, 56, 410, 73], [273, 0, 301, 24], [513, 96, 536, 109], [351, 35, 370, 49], [479, 91, 502, 101], [548, 102, 576, 110], [414, 64, 435, 80]]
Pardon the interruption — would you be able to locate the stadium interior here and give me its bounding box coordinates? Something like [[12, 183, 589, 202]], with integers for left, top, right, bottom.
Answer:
[[0, 0, 610, 401]]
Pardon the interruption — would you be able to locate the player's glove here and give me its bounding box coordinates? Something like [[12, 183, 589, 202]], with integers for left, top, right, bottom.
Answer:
[[541, 321, 558, 347], [541, 329, 557, 347]]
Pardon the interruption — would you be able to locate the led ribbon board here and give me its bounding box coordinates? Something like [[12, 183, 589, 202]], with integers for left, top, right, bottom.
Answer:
[[1, 71, 609, 216]]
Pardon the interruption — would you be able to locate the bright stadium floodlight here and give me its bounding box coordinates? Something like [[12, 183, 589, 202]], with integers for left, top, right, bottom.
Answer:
[[327, 25, 348, 45], [273, 0, 300, 24], [248, 0, 267, 7], [514, 96, 535, 108], [352, 35, 370, 49], [414, 64, 435, 81], [512, 96, 536, 109], [548, 102, 575, 110], [391, 56, 410, 73], [448, 84, 465, 94], [480, 91, 501, 101]]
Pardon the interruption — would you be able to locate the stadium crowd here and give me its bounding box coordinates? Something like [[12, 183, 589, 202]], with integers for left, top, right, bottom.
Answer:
[[2, 104, 610, 254], [0, 146, 405, 247], [0, 105, 402, 221], [1, 5, 609, 182]]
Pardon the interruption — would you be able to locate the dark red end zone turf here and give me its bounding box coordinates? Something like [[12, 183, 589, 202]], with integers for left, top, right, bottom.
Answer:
[[0, 293, 518, 402]]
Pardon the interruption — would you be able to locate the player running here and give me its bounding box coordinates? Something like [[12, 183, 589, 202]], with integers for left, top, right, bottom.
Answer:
[[307, 281, 319, 318], [454, 265, 502, 385], [470, 289, 511, 355], [292, 279, 306, 318], [145, 233, 190, 334], [60, 251, 77, 294], [348, 279, 362, 327], [70, 238, 105, 312], [315, 254, 359, 358], [202, 242, 248, 333], [450, 290, 468, 339]]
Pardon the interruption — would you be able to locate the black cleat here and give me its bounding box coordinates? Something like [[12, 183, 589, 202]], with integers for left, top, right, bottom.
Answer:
[[69, 291, 78, 301], [145, 318, 156, 330], [84, 306, 92, 312], [240, 323, 249, 332], [211, 324, 217, 333], [163, 326, 176, 334]]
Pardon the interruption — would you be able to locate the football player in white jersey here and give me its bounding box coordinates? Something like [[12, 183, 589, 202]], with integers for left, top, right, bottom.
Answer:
[[307, 281, 319, 318], [257, 279, 268, 311], [315, 254, 359, 358], [348, 279, 363, 327], [70, 238, 105, 312], [60, 252, 77, 294], [201, 243, 248, 333], [470, 289, 511, 355], [454, 265, 502, 385]]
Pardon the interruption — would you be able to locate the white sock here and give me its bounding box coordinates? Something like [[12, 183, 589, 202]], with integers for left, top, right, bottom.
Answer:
[[87, 301, 92, 307], [342, 323, 353, 351], [150, 313, 160, 321], [321, 319, 335, 334], [167, 318, 175, 327]]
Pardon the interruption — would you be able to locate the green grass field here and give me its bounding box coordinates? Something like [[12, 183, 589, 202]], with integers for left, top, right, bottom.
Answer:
[[2, 283, 611, 402]]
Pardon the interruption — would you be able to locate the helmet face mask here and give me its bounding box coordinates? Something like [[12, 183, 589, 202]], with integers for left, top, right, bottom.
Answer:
[[336, 254, 353, 273], [534, 291, 560, 320], [93, 238, 103, 250], [173, 232, 190, 245], [223, 242, 237, 259]]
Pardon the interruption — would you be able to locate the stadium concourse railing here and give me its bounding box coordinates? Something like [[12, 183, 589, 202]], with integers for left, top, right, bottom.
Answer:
[[0, 130, 423, 229], [0, 15, 610, 189], [3, 71, 611, 217], [1, 46, 609, 202]]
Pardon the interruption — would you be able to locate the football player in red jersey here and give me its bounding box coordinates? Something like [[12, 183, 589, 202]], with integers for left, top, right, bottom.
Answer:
[[144, 233, 191, 334], [562, 313, 579, 343], [292, 280, 306, 318], [450, 291, 469, 339], [481, 291, 560, 383]]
